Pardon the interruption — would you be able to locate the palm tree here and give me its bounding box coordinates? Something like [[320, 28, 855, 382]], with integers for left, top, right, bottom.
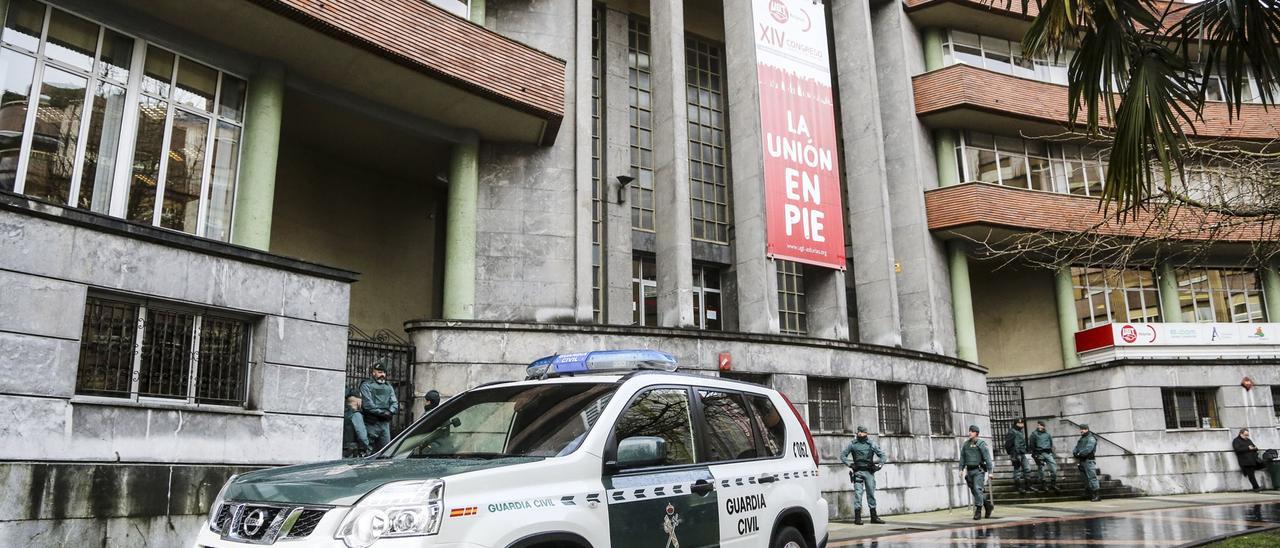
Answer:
[[1018, 0, 1280, 215]]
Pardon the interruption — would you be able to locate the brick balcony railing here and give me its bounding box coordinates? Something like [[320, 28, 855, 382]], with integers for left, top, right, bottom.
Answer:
[[914, 64, 1280, 141]]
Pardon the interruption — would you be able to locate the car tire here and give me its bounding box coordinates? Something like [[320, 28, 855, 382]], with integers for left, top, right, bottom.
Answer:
[[772, 526, 808, 548]]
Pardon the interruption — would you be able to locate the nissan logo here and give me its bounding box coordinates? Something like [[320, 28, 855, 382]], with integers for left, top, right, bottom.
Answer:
[[242, 509, 268, 536]]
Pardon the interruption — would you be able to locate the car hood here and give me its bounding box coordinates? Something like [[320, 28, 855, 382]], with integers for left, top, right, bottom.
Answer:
[[224, 457, 541, 506]]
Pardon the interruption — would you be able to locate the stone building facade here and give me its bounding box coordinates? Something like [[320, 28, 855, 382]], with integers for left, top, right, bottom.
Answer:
[[2, 0, 1277, 546]]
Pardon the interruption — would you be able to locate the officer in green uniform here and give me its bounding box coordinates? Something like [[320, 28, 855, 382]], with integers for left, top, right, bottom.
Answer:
[[1029, 420, 1060, 493], [840, 426, 887, 525], [343, 394, 371, 458], [360, 360, 400, 451], [1003, 418, 1034, 494], [960, 425, 994, 520], [1073, 424, 1100, 502]]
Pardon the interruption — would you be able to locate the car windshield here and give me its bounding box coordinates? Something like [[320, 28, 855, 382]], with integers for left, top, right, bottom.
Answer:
[[382, 382, 618, 460]]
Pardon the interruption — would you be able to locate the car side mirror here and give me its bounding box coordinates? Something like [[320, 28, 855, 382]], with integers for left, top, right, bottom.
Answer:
[[616, 436, 667, 469]]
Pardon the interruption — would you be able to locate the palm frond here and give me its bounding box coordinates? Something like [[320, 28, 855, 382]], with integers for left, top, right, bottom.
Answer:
[[1170, 0, 1280, 116]]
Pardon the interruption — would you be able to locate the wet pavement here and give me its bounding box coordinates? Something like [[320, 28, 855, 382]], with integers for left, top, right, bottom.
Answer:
[[829, 493, 1280, 547]]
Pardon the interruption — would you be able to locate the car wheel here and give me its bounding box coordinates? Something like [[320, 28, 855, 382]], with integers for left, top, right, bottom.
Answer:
[[772, 526, 807, 548]]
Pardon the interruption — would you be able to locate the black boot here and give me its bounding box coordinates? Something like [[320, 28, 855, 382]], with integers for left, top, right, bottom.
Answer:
[[1050, 479, 1060, 494], [1016, 479, 1027, 495], [984, 500, 994, 518], [853, 509, 863, 525], [870, 509, 885, 524], [973, 506, 982, 520]]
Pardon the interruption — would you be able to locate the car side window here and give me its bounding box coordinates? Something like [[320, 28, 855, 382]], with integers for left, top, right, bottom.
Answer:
[[748, 395, 786, 457], [613, 388, 696, 466], [698, 390, 759, 462]]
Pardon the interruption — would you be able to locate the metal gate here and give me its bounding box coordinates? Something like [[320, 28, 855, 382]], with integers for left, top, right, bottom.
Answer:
[[347, 326, 415, 435], [987, 381, 1026, 451]]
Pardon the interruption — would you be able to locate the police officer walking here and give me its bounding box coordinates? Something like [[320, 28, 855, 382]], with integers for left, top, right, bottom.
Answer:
[[360, 359, 400, 451], [960, 425, 994, 520], [1073, 424, 1100, 502], [1003, 418, 1034, 494], [840, 426, 887, 525], [1030, 420, 1060, 493]]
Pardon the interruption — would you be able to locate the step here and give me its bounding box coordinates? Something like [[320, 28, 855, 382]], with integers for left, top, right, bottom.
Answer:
[[990, 490, 1142, 505]]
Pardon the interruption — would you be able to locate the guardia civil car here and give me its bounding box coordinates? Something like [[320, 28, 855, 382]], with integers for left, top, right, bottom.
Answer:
[[195, 350, 828, 548]]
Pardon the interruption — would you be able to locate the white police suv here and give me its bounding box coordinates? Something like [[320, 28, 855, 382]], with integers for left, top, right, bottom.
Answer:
[[195, 350, 828, 548]]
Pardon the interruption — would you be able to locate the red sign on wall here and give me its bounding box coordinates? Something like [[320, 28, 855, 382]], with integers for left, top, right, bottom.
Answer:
[[753, 0, 846, 270]]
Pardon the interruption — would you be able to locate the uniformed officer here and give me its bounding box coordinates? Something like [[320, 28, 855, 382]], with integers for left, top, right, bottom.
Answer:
[[1030, 420, 1060, 493], [423, 389, 441, 415], [342, 394, 371, 458], [840, 426, 887, 525], [1003, 418, 1034, 494], [360, 360, 400, 451], [960, 425, 994, 520], [1073, 424, 1100, 502]]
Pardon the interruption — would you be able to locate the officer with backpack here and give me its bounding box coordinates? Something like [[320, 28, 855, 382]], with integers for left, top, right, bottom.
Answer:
[[1003, 418, 1034, 494]]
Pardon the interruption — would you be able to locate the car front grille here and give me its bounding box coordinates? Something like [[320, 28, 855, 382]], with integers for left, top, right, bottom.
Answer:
[[211, 503, 330, 544], [285, 509, 327, 538]]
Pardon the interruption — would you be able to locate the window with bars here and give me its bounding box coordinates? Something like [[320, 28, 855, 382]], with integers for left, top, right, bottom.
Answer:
[[632, 253, 657, 326], [1162, 388, 1220, 429], [927, 387, 952, 435], [1, 0, 247, 241], [877, 382, 910, 435], [685, 35, 730, 243], [777, 260, 807, 335], [1071, 267, 1161, 330], [692, 264, 722, 330], [75, 295, 252, 405], [807, 377, 845, 432], [1273, 386, 1280, 420], [591, 5, 604, 322], [627, 17, 655, 232], [1174, 268, 1266, 323]]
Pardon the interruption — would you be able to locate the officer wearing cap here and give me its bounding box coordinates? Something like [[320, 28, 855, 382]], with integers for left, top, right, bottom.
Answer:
[[423, 389, 442, 415], [1003, 418, 1033, 494], [840, 426, 887, 525], [960, 425, 994, 520], [1030, 420, 1059, 493], [360, 359, 400, 451], [1073, 424, 1100, 502]]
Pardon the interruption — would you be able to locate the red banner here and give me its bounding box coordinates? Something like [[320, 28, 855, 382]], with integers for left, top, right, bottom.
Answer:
[[754, 0, 845, 270]]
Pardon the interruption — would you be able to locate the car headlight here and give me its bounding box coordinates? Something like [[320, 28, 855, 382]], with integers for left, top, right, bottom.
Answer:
[[207, 474, 239, 534], [336, 480, 445, 548]]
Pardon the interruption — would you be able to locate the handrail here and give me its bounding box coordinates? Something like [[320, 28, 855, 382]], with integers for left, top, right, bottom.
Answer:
[[1020, 414, 1136, 456]]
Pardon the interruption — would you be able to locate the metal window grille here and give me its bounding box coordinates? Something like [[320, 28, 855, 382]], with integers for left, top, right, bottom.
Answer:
[[928, 387, 952, 435], [685, 35, 730, 243], [632, 253, 657, 326], [1162, 388, 1221, 429], [75, 295, 250, 405], [1272, 386, 1280, 420], [346, 326, 416, 435], [1174, 269, 1266, 324], [987, 381, 1026, 450], [591, 5, 604, 322], [1071, 267, 1161, 330], [692, 264, 722, 330], [777, 260, 807, 335], [807, 378, 845, 432], [877, 382, 909, 435], [627, 16, 655, 232]]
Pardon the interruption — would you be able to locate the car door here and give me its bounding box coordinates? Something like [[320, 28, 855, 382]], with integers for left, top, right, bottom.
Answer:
[[605, 386, 720, 548], [696, 389, 784, 548]]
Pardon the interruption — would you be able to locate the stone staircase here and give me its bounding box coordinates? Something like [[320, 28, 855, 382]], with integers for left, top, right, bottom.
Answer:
[[987, 457, 1142, 504]]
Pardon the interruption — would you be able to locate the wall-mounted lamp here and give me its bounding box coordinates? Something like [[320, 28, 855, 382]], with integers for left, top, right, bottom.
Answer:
[[615, 175, 636, 204]]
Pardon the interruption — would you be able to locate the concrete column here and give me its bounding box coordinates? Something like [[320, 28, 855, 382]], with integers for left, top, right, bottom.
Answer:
[[650, 0, 695, 328], [442, 137, 479, 319], [921, 27, 944, 71], [934, 129, 959, 187], [573, 0, 594, 323], [948, 242, 978, 362], [602, 8, 634, 324], [1262, 262, 1280, 322], [807, 269, 851, 341], [832, 0, 902, 347], [723, 0, 779, 333], [1054, 266, 1081, 369], [470, 0, 485, 25], [230, 61, 284, 251], [1157, 261, 1182, 322]]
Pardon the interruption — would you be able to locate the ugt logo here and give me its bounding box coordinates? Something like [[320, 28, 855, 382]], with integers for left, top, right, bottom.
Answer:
[[769, 0, 788, 23], [1120, 324, 1138, 343]]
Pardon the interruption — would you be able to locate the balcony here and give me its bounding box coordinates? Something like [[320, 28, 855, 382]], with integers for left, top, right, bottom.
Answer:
[[913, 64, 1280, 141], [1075, 322, 1280, 366]]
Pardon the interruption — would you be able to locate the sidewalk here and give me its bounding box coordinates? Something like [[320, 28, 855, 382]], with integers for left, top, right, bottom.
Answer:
[[827, 490, 1280, 545]]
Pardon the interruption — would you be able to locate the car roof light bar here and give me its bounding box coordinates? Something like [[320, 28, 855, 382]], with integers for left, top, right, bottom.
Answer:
[[526, 349, 678, 380]]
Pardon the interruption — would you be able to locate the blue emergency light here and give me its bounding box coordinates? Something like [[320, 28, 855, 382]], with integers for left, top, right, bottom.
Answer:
[[525, 349, 678, 379]]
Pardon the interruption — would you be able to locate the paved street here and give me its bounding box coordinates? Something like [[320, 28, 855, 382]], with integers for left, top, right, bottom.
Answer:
[[829, 492, 1280, 547]]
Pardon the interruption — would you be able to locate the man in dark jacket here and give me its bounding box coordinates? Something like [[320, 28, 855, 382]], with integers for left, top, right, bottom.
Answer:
[[423, 390, 442, 415], [1073, 424, 1100, 502], [360, 359, 400, 451], [1029, 420, 1059, 493], [1004, 418, 1034, 494], [1233, 428, 1265, 491], [342, 395, 371, 458]]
